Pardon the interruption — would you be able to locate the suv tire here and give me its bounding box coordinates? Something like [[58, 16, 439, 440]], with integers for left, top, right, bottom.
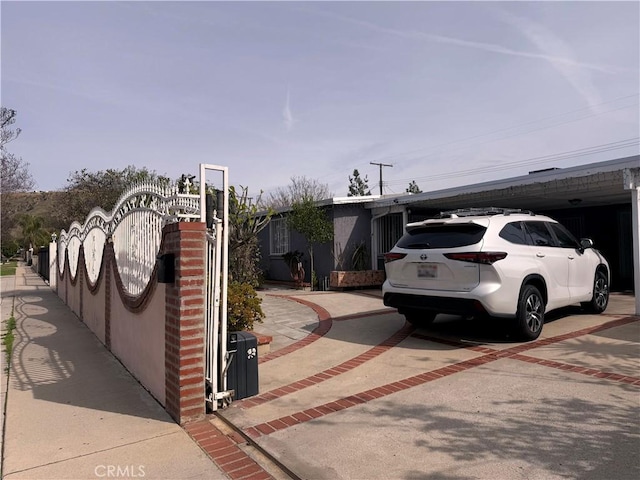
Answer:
[[516, 284, 544, 340], [403, 310, 437, 328], [581, 270, 609, 313]]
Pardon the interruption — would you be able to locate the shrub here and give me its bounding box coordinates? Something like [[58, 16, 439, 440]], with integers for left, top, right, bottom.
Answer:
[[227, 281, 264, 331]]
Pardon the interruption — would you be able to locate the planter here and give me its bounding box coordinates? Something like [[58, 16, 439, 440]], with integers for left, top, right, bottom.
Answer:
[[329, 270, 385, 290]]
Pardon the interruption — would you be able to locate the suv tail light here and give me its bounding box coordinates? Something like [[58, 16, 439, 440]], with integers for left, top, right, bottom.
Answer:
[[444, 252, 507, 265], [384, 252, 407, 263]]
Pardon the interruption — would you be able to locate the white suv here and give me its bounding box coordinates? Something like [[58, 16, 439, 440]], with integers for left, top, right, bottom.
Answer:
[[382, 208, 610, 340]]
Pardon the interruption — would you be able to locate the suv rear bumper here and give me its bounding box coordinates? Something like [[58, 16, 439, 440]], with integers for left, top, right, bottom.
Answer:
[[382, 279, 518, 318], [383, 292, 482, 316]]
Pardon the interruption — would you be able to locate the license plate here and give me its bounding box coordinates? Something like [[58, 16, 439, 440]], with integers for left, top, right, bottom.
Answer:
[[417, 264, 437, 278]]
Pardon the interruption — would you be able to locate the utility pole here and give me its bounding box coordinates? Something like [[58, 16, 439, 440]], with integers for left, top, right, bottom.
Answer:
[[370, 162, 393, 195]]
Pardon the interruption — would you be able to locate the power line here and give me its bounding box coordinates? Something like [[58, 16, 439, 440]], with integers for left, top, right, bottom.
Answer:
[[384, 138, 639, 187], [370, 93, 639, 166]]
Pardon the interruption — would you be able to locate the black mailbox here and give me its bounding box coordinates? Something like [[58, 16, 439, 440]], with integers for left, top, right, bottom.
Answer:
[[227, 331, 259, 400], [157, 254, 175, 283]]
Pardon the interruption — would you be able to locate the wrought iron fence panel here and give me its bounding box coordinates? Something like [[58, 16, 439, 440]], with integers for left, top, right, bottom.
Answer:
[[58, 181, 200, 297]]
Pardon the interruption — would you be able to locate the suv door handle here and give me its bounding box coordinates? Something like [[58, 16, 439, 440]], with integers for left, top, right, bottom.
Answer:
[[536, 253, 545, 258], [568, 255, 575, 260]]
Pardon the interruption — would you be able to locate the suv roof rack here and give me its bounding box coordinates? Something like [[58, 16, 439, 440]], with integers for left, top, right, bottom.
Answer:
[[436, 207, 535, 218]]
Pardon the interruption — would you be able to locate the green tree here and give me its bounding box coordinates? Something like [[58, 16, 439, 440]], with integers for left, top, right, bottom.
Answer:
[[287, 198, 333, 290], [58, 166, 170, 227], [406, 181, 422, 193], [17, 214, 50, 252], [347, 169, 371, 196], [226, 185, 274, 287]]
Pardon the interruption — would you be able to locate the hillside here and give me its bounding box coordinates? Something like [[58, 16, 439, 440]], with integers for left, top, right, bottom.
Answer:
[[1, 191, 73, 249], [8, 191, 69, 222]]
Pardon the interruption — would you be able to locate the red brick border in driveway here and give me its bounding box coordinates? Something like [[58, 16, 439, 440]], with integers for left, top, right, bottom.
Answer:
[[258, 294, 393, 364], [240, 322, 415, 408], [258, 296, 332, 364], [243, 315, 639, 439], [184, 420, 274, 480]]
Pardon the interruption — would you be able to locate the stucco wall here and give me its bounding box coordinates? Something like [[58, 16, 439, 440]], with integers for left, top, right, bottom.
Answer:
[[333, 204, 373, 271], [67, 270, 82, 319], [81, 267, 106, 345], [57, 262, 67, 305], [259, 204, 375, 283], [109, 271, 166, 406]]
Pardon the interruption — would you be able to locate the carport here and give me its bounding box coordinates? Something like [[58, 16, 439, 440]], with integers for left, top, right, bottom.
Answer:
[[369, 155, 640, 314]]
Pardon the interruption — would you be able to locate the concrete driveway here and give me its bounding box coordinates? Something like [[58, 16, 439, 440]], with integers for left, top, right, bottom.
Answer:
[[219, 291, 639, 480]]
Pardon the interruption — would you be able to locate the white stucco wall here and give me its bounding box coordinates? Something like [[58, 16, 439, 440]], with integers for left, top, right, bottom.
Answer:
[[82, 274, 106, 345], [109, 271, 166, 406]]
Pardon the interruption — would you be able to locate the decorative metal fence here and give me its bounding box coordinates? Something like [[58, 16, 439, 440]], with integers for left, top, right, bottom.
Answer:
[[56, 165, 231, 414], [37, 247, 49, 281], [58, 181, 200, 296]]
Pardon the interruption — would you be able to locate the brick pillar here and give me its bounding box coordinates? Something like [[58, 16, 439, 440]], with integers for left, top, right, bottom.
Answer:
[[164, 222, 207, 425]]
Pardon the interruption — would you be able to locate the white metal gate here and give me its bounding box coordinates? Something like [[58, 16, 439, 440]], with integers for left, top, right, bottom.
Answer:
[[200, 164, 231, 411]]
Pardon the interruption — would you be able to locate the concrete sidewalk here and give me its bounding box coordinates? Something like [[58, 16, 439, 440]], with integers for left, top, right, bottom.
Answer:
[[0, 266, 227, 480]]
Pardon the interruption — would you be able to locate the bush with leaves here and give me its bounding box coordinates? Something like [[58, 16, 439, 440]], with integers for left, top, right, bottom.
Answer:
[[226, 281, 265, 331]]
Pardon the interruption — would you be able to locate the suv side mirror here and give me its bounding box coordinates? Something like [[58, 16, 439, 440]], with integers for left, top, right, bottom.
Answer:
[[580, 238, 594, 250]]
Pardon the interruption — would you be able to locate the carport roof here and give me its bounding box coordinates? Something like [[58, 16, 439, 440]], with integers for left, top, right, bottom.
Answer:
[[369, 155, 640, 212]]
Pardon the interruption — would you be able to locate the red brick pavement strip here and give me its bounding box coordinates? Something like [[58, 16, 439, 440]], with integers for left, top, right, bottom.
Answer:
[[240, 322, 415, 409], [258, 297, 395, 365], [511, 353, 640, 385], [243, 315, 639, 439], [184, 420, 275, 480], [258, 295, 332, 364]]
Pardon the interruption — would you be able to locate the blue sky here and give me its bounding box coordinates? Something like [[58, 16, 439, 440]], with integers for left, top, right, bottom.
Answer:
[[2, 1, 639, 197]]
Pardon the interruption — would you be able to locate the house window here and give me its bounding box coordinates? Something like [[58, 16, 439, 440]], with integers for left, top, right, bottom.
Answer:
[[270, 217, 290, 255]]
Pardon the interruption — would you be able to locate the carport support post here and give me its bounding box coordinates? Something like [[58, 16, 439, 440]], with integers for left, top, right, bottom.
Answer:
[[624, 168, 640, 315]]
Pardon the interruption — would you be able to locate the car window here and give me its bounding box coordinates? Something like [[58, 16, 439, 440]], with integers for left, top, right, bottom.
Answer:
[[548, 222, 580, 249], [397, 224, 486, 249], [524, 221, 556, 247], [499, 222, 528, 245]]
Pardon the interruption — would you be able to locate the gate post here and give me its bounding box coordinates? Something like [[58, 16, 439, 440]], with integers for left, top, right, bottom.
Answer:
[[49, 239, 57, 291], [164, 221, 207, 425]]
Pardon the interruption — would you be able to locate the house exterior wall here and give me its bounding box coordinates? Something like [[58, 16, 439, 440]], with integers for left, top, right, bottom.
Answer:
[[333, 204, 374, 271], [258, 214, 291, 282], [257, 160, 636, 294], [259, 204, 375, 284]]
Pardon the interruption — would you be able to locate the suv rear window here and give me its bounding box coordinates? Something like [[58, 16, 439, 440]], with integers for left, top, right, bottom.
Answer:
[[397, 224, 486, 249]]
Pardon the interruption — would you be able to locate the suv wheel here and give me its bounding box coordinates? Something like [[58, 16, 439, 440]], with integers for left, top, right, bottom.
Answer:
[[516, 285, 544, 340], [581, 270, 609, 313], [403, 310, 437, 328]]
